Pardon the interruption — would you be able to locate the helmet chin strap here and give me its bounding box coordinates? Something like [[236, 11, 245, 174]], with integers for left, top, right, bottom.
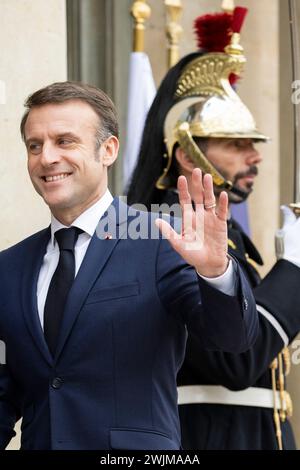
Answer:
[[228, 184, 249, 200], [176, 122, 250, 202]]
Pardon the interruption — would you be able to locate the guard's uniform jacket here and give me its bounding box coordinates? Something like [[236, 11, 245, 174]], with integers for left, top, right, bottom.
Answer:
[[170, 193, 300, 449]]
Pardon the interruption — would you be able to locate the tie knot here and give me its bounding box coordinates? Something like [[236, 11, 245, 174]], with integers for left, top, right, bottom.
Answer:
[[55, 227, 82, 251]]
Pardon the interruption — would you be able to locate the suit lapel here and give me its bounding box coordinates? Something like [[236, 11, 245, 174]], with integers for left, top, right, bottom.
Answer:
[[54, 197, 130, 361], [21, 227, 54, 366]]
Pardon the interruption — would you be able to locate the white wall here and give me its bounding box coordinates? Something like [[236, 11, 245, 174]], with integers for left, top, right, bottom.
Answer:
[[0, 0, 67, 250]]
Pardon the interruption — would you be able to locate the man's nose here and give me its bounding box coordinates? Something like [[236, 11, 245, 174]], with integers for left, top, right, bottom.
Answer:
[[40, 143, 61, 166], [245, 146, 263, 166]]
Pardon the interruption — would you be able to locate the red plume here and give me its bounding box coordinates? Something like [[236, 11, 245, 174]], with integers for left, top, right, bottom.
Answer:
[[232, 6, 248, 33], [229, 7, 248, 85], [194, 6, 248, 86], [194, 12, 232, 53]]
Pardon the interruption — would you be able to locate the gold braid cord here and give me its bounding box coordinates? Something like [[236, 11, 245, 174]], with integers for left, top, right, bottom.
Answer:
[[270, 357, 283, 450], [269, 348, 293, 450], [282, 346, 291, 375], [278, 353, 286, 422]]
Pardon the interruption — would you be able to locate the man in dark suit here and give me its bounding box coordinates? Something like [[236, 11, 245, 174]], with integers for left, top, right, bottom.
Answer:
[[0, 81, 257, 450]]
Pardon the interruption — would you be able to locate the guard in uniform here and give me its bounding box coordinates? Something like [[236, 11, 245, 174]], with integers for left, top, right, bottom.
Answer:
[[127, 7, 300, 450]]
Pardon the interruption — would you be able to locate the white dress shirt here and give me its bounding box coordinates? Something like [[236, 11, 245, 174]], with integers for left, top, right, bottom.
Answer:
[[37, 189, 113, 328], [37, 190, 236, 328]]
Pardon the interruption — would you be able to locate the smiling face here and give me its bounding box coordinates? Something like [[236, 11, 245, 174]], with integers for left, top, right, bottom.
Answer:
[[24, 99, 118, 224]]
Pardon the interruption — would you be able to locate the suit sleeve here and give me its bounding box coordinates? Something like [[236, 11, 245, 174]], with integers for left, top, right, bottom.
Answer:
[[0, 363, 21, 449], [178, 259, 300, 390], [156, 238, 258, 354], [254, 259, 300, 340]]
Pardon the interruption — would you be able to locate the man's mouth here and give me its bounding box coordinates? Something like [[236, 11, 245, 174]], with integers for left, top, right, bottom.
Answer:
[[41, 172, 72, 182], [235, 166, 258, 185], [240, 174, 255, 181]]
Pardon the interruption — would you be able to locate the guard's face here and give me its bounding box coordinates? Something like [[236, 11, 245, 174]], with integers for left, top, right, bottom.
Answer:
[[205, 138, 262, 198], [25, 100, 118, 221]]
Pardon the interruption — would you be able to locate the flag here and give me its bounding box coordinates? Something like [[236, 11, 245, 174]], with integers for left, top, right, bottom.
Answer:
[[123, 52, 156, 190]]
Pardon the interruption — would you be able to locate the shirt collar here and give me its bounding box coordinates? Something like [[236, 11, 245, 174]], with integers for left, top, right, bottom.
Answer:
[[50, 189, 113, 247]]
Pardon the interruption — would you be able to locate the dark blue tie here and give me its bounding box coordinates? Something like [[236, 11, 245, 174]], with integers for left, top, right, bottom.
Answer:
[[44, 227, 82, 356]]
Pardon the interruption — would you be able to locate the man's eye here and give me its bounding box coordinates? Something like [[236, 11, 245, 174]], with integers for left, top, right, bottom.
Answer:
[[29, 143, 42, 154], [234, 140, 245, 149], [58, 139, 72, 146]]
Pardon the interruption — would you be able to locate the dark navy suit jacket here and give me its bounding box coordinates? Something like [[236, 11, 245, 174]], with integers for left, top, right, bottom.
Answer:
[[0, 198, 257, 450]]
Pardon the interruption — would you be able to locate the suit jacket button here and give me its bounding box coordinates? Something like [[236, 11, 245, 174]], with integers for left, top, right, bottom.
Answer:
[[52, 377, 63, 389], [243, 297, 248, 310]]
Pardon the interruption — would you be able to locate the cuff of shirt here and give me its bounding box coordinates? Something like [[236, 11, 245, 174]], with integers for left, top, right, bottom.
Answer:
[[197, 257, 237, 296]]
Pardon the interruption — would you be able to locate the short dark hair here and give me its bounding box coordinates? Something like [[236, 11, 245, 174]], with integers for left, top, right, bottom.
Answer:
[[20, 81, 119, 146], [193, 137, 209, 155]]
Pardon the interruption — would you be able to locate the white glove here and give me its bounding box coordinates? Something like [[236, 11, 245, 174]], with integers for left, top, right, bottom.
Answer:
[[275, 205, 300, 268]]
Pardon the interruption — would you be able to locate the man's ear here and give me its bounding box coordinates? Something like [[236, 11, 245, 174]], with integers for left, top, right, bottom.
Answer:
[[174, 146, 195, 173], [98, 135, 119, 167]]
